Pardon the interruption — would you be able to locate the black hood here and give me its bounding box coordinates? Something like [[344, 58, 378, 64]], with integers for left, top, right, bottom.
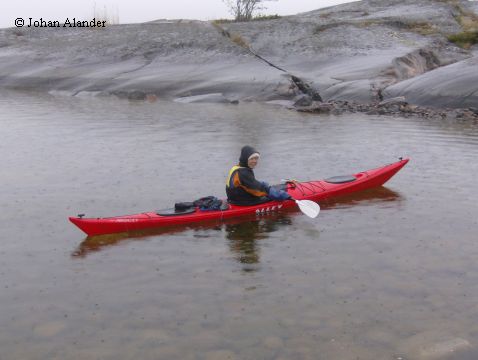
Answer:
[[239, 145, 259, 167]]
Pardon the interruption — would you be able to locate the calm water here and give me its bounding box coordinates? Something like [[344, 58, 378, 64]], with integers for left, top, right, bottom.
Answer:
[[1, 90, 478, 360]]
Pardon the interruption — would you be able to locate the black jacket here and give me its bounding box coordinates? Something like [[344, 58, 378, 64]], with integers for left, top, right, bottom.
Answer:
[[226, 146, 269, 205]]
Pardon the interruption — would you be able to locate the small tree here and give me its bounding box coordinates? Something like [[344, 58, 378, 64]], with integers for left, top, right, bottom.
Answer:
[[224, 0, 275, 22]]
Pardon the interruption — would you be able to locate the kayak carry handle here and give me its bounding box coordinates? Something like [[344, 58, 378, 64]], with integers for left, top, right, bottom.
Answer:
[[78, 214, 85, 219]]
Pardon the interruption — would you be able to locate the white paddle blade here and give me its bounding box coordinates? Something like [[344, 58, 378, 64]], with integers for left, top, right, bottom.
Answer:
[[295, 200, 320, 218]]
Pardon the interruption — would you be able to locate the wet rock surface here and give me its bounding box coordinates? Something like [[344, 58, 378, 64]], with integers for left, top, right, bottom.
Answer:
[[0, 0, 477, 114]]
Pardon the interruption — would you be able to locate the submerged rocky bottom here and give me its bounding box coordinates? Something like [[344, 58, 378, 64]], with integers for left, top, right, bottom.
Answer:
[[1, 90, 478, 360]]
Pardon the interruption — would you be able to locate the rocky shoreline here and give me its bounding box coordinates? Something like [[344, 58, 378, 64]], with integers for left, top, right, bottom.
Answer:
[[0, 0, 477, 119], [292, 96, 478, 121]]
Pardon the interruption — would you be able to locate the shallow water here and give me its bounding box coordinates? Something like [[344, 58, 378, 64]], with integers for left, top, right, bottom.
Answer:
[[1, 90, 478, 359]]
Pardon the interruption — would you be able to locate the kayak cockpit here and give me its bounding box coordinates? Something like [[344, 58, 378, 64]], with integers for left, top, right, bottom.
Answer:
[[156, 208, 197, 216]]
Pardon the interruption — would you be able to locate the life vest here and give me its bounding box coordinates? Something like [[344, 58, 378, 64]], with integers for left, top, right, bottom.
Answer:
[[226, 165, 269, 205], [226, 165, 243, 189]]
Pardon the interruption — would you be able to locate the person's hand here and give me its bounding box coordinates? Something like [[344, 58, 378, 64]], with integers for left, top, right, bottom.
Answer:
[[284, 179, 298, 188], [268, 187, 291, 201]]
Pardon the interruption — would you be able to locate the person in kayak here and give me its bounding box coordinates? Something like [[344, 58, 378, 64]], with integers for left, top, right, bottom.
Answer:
[[226, 145, 291, 205]]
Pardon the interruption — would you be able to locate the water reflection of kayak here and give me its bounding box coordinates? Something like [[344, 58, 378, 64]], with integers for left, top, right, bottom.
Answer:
[[72, 212, 292, 258], [319, 186, 403, 210], [69, 158, 409, 237]]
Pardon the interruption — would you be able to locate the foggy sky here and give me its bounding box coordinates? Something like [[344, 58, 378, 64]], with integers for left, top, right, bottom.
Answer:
[[1, 0, 355, 29]]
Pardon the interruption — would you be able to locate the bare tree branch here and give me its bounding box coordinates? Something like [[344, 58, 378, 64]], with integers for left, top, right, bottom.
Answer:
[[223, 0, 275, 21]]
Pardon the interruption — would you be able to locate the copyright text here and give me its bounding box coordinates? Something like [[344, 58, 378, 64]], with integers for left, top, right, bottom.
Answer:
[[15, 18, 107, 28]]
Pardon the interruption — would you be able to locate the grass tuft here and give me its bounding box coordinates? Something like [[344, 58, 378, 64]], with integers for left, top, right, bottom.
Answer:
[[315, 19, 438, 36], [230, 33, 250, 49], [448, 30, 478, 48], [446, 1, 478, 48], [213, 14, 280, 24], [448, 0, 478, 30], [250, 14, 281, 22], [213, 18, 235, 24], [403, 21, 438, 35]]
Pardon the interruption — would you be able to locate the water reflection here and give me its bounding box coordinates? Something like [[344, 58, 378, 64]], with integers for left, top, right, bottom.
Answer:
[[71, 221, 223, 258], [71, 213, 291, 260], [72, 187, 402, 259], [320, 186, 403, 210], [226, 213, 292, 270]]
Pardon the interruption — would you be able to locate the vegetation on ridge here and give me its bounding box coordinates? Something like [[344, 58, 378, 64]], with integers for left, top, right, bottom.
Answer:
[[448, 30, 478, 48], [446, 0, 478, 48], [213, 14, 281, 24], [314, 19, 439, 36]]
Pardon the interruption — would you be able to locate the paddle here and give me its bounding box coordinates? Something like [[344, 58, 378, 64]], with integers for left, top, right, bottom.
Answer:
[[291, 198, 320, 218]]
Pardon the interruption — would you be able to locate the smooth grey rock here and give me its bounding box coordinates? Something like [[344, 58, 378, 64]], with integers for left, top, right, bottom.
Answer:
[[322, 79, 376, 103], [392, 49, 441, 81], [204, 350, 237, 360], [384, 56, 478, 108], [399, 330, 473, 360], [379, 96, 408, 107], [419, 338, 471, 359], [0, 0, 476, 108], [293, 94, 313, 107], [174, 93, 231, 104]]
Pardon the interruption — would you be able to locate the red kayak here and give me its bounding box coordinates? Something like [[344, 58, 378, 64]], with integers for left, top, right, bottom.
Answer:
[[69, 158, 409, 236]]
